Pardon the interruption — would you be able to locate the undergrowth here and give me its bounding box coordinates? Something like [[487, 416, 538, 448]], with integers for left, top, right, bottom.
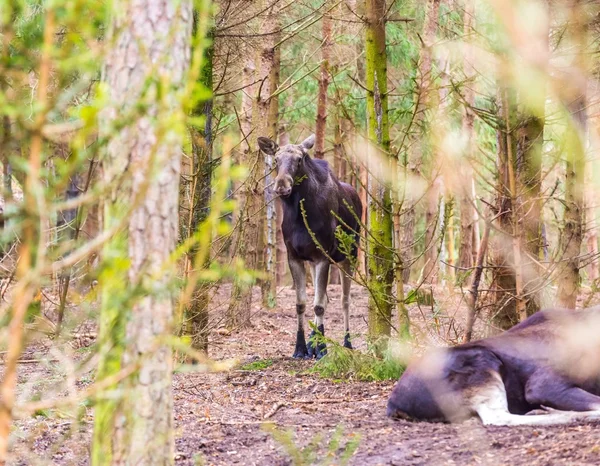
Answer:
[[309, 334, 405, 382], [240, 358, 274, 371]]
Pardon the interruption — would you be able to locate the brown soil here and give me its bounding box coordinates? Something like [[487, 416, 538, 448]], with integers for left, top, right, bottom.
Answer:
[[10, 284, 600, 465]]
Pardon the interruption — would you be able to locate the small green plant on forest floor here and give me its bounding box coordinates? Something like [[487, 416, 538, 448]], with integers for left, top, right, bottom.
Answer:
[[240, 358, 274, 371], [308, 332, 405, 382], [263, 423, 360, 466]]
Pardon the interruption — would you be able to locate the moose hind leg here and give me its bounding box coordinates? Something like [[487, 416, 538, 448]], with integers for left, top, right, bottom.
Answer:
[[525, 368, 600, 412], [473, 371, 600, 426], [308, 261, 330, 359], [289, 256, 309, 359], [340, 259, 353, 349]]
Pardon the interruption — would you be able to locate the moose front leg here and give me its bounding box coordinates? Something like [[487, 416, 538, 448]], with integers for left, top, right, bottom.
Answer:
[[340, 259, 353, 349], [289, 256, 309, 359], [308, 260, 330, 359]]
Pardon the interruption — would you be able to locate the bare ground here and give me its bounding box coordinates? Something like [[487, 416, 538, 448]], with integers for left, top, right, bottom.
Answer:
[[9, 284, 600, 465]]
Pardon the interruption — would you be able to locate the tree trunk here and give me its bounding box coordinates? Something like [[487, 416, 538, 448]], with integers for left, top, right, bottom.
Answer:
[[491, 83, 519, 331], [557, 0, 587, 309], [91, 0, 192, 463], [517, 5, 548, 316], [227, 55, 258, 328], [275, 119, 289, 286], [458, 0, 475, 273], [262, 6, 280, 305], [256, 3, 278, 308], [184, 22, 214, 355], [400, 0, 440, 283], [314, 9, 332, 160], [365, 0, 399, 343]]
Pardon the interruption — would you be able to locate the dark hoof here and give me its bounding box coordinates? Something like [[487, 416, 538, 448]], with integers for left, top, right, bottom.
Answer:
[[315, 345, 327, 360], [343, 332, 353, 350], [293, 349, 310, 359], [293, 329, 309, 359], [308, 324, 327, 359]]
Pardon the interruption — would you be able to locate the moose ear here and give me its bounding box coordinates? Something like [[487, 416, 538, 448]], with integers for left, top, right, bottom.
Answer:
[[258, 137, 278, 156], [300, 134, 315, 150]]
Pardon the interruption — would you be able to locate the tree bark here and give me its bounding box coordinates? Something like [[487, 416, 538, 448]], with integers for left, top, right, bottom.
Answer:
[[91, 0, 192, 463], [458, 0, 475, 273], [557, 0, 587, 309], [491, 83, 519, 331], [365, 0, 402, 343], [314, 8, 332, 160], [400, 0, 440, 283], [275, 119, 289, 286], [227, 54, 258, 328], [184, 22, 214, 355], [517, 4, 548, 316], [262, 5, 280, 305]]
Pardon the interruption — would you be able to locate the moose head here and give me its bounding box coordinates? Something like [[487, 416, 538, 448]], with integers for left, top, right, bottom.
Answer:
[[258, 134, 315, 198]]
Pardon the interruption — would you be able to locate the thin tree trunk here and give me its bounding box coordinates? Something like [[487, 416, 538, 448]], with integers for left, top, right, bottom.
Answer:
[[504, 89, 527, 323], [91, 0, 192, 463], [491, 83, 519, 331], [257, 3, 278, 308], [458, 0, 475, 273], [328, 109, 344, 285], [401, 0, 440, 283], [275, 120, 289, 286], [314, 8, 332, 160], [227, 55, 258, 328], [586, 80, 599, 282], [423, 182, 440, 284], [463, 219, 491, 342], [1, 116, 11, 202], [264, 8, 281, 303], [56, 174, 80, 335], [472, 179, 480, 264], [185, 23, 214, 355], [365, 0, 398, 343], [517, 5, 547, 316], [557, 0, 587, 309]]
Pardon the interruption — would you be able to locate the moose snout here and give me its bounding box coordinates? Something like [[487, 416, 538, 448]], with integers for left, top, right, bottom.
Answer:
[[276, 186, 292, 197], [274, 175, 293, 198]]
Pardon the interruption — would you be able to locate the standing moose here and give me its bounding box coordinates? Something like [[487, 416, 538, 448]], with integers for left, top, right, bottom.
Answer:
[[258, 134, 363, 359]]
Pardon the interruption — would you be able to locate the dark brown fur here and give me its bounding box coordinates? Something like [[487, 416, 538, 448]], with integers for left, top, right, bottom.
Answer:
[[387, 308, 600, 425], [258, 135, 362, 359]]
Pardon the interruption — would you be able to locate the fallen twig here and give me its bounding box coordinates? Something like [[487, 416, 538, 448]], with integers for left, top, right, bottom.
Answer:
[[264, 402, 286, 419]]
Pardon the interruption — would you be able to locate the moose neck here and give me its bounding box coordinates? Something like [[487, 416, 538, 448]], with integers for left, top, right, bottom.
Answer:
[[290, 156, 328, 199]]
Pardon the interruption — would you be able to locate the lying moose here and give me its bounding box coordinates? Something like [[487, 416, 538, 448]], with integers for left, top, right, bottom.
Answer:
[[258, 134, 362, 360], [387, 307, 600, 425]]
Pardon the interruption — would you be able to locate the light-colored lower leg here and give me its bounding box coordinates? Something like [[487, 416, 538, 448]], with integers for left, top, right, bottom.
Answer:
[[289, 258, 307, 332], [309, 263, 316, 288], [340, 260, 352, 334], [472, 372, 600, 426], [313, 261, 330, 327]]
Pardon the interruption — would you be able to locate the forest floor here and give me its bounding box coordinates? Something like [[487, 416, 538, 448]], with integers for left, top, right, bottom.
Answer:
[[9, 283, 600, 465]]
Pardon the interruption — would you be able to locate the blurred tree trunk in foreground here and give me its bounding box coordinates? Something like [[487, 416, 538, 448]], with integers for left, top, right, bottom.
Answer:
[[91, 0, 193, 463], [517, 6, 548, 317]]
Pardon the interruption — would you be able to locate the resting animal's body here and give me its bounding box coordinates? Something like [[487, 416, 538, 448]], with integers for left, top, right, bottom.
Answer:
[[387, 308, 600, 426], [258, 134, 362, 359]]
